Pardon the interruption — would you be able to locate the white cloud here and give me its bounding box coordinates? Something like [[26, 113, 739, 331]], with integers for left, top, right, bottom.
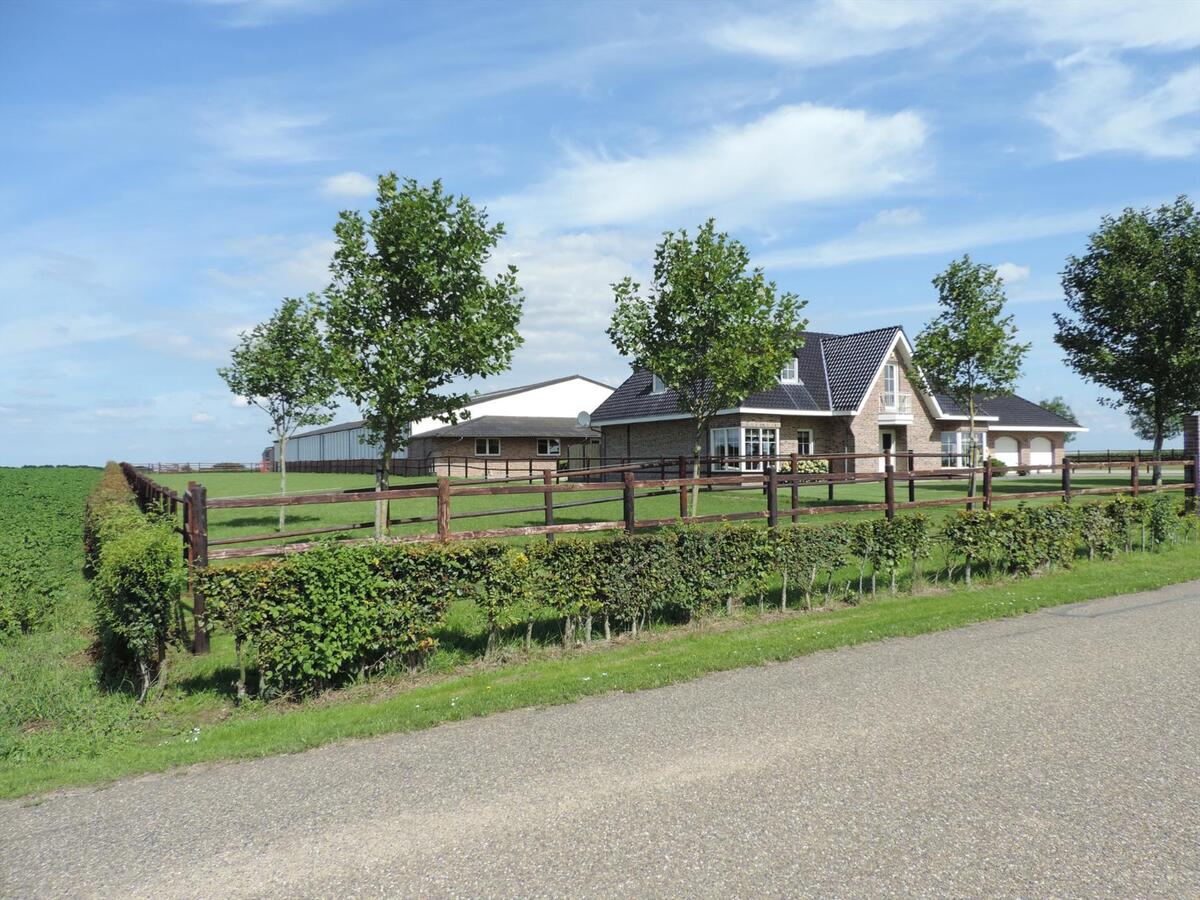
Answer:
[[496, 104, 928, 230], [0, 313, 144, 354], [194, 0, 348, 28], [191, 412, 216, 424], [710, 0, 954, 66], [230, 396, 252, 408], [872, 207, 925, 227], [200, 107, 328, 164], [761, 209, 1098, 269], [207, 234, 334, 296], [1034, 54, 1200, 159], [320, 171, 376, 199], [1003, 0, 1200, 51], [996, 262, 1031, 283]]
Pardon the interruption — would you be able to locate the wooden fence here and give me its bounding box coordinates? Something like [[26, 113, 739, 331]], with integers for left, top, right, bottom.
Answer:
[[120, 452, 1199, 654]]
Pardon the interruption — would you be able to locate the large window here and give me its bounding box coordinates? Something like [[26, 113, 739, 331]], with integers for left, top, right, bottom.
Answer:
[[780, 358, 799, 384], [940, 431, 987, 468], [536, 438, 561, 456], [710, 427, 740, 470], [796, 429, 813, 456], [743, 427, 778, 471], [474, 437, 501, 457], [882, 363, 898, 407]]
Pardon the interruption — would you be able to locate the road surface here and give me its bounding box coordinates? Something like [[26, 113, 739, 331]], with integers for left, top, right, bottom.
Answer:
[[3, 581, 1199, 898]]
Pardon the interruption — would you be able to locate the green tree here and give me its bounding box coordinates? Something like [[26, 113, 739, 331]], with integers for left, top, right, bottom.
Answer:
[[607, 219, 808, 515], [1038, 396, 1079, 444], [912, 255, 1029, 499], [1055, 196, 1200, 483], [323, 174, 524, 534], [219, 294, 338, 531]]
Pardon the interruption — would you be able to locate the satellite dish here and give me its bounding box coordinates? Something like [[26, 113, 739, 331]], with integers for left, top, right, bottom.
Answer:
[[576, 411, 591, 427]]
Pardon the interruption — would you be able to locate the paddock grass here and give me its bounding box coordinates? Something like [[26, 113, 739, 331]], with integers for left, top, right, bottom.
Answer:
[[155, 468, 1189, 552]]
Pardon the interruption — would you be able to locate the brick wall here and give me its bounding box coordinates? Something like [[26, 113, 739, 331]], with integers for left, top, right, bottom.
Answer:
[[985, 430, 1066, 468], [407, 435, 596, 478]]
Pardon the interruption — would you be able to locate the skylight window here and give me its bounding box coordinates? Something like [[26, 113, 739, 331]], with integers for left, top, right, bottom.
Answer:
[[779, 358, 800, 384]]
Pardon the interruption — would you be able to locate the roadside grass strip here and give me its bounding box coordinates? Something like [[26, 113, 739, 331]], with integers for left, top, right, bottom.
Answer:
[[5, 541, 1198, 799]]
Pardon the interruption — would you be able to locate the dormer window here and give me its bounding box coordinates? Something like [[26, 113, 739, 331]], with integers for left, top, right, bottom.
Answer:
[[779, 358, 800, 384], [651, 373, 667, 394]]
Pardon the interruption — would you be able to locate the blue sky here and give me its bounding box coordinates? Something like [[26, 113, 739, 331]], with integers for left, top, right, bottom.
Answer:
[[2, 0, 1198, 465]]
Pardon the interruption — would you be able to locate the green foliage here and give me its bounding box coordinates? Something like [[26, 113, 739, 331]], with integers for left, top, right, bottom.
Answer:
[[202, 541, 479, 695], [912, 255, 1030, 488], [0, 469, 97, 640], [1037, 397, 1079, 443], [600, 532, 683, 629], [1148, 494, 1179, 548], [1055, 196, 1200, 458], [607, 219, 808, 514], [1078, 504, 1118, 560], [986, 457, 1008, 477], [779, 458, 830, 474], [218, 295, 338, 530], [86, 464, 185, 700], [323, 174, 525, 504]]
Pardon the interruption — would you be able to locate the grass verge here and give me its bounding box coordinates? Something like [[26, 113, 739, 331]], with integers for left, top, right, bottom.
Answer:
[[5, 541, 1198, 800]]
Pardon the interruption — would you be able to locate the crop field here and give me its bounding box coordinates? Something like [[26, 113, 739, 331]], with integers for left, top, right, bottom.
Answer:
[[153, 467, 1184, 552]]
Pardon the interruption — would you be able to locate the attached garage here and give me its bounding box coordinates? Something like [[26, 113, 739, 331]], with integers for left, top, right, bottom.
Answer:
[[992, 436, 1019, 467], [1028, 436, 1053, 468]]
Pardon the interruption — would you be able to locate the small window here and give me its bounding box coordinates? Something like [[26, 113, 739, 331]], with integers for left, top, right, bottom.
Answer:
[[651, 373, 666, 394], [743, 427, 778, 472], [709, 426, 740, 470], [780, 358, 800, 384], [537, 438, 561, 456], [474, 437, 500, 457], [940, 431, 958, 468], [796, 429, 813, 456]]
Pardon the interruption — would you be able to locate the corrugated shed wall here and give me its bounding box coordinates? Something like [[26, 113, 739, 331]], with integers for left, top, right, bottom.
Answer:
[[282, 424, 401, 462]]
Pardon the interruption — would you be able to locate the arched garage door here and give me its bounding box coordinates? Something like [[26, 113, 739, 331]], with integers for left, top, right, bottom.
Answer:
[[1029, 436, 1053, 468], [993, 436, 1019, 467]]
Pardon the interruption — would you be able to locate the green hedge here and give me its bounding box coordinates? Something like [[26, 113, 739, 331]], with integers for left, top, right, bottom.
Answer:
[[200, 495, 1197, 697], [86, 463, 184, 700]]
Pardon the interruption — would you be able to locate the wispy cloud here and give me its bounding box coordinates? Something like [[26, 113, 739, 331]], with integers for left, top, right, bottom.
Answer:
[[996, 262, 1031, 283], [199, 107, 329, 164], [193, 0, 350, 28], [496, 104, 928, 230], [1034, 54, 1200, 159], [761, 210, 1099, 269]]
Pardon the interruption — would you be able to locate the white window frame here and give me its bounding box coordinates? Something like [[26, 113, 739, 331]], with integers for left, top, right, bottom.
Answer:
[[882, 363, 898, 408], [709, 426, 741, 471], [796, 428, 813, 456], [780, 358, 800, 384], [742, 427, 777, 472], [536, 438, 561, 457], [940, 431, 987, 468], [474, 437, 501, 457], [651, 373, 667, 394]]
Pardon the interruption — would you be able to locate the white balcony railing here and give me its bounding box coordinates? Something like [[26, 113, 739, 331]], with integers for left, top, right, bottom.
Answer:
[[880, 392, 912, 414]]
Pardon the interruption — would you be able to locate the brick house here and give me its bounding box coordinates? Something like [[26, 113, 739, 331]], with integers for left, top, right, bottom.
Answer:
[[588, 326, 1085, 472]]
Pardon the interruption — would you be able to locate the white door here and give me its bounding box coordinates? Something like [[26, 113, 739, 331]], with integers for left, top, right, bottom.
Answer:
[[993, 436, 1019, 468], [1029, 436, 1053, 469], [879, 430, 896, 472]]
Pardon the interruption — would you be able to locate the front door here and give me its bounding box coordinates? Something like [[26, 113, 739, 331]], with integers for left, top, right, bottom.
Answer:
[[879, 430, 895, 472]]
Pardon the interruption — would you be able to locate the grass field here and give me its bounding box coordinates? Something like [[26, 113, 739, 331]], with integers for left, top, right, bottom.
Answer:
[[154, 467, 1188, 552], [3, 464, 1198, 799]]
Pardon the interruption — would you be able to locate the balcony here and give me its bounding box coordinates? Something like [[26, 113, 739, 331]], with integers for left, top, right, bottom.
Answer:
[[879, 391, 914, 424]]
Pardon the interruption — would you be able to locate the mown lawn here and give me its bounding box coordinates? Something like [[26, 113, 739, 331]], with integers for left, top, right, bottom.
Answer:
[[155, 467, 1188, 552], [2, 460, 1199, 798]]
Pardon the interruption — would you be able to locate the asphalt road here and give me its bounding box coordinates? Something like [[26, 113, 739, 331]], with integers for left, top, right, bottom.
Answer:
[[4, 582, 1199, 899]]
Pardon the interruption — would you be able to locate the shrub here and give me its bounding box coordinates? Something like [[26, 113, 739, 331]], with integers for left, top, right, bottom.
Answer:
[[986, 457, 1008, 477], [601, 532, 683, 633], [527, 539, 600, 644], [1148, 494, 1179, 548], [778, 458, 830, 475], [1078, 503, 1118, 560], [202, 542, 475, 695], [86, 463, 185, 700], [942, 511, 1000, 585]]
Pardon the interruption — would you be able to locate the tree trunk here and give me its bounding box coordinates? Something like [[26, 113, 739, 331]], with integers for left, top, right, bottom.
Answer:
[[966, 396, 977, 500], [690, 432, 703, 518], [524, 620, 533, 651], [235, 637, 247, 703], [604, 616, 611, 641], [780, 571, 788, 610], [278, 433, 288, 532], [585, 615, 593, 643], [1152, 426, 1165, 486], [376, 440, 393, 538]]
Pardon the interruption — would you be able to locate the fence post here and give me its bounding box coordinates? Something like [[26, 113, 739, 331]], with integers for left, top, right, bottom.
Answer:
[[190, 482, 210, 655], [542, 469, 555, 542], [790, 452, 799, 523], [907, 450, 916, 503], [884, 462, 895, 520], [436, 477, 450, 541], [623, 471, 636, 533], [678, 456, 688, 519], [1131, 456, 1140, 498], [828, 458, 836, 502], [766, 466, 778, 528], [982, 460, 993, 511], [1061, 458, 1072, 503]]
